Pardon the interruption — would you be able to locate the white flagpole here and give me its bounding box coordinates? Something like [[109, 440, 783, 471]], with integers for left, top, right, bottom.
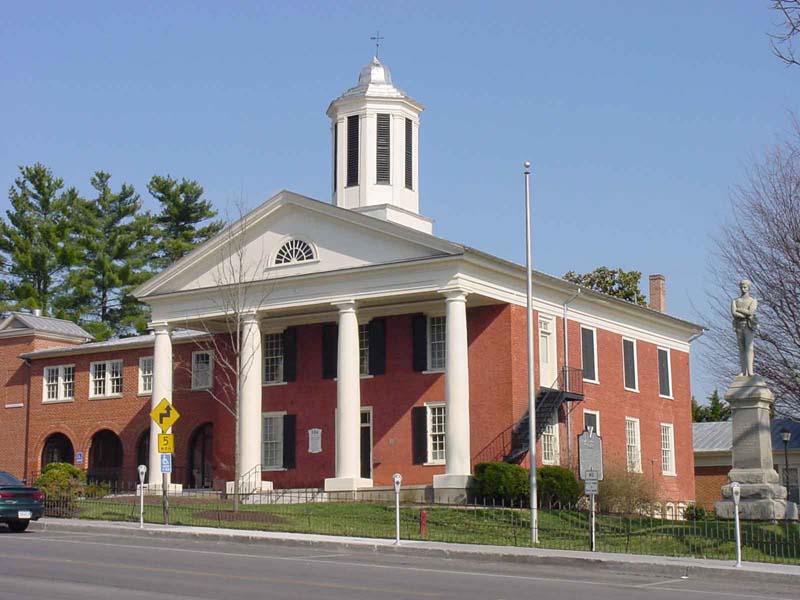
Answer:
[[524, 161, 538, 544]]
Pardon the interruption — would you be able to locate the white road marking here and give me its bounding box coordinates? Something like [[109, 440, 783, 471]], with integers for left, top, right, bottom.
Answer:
[[4, 533, 792, 600]]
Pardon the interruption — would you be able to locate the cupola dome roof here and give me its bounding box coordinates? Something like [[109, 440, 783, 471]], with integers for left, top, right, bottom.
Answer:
[[333, 57, 420, 105]]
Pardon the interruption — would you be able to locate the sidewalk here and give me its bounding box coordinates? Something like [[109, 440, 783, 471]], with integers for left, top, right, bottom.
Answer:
[[31, 518, 800, 585]]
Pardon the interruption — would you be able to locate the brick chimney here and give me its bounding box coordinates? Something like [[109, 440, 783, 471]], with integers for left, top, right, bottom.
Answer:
[[649, 274, 666, 312]]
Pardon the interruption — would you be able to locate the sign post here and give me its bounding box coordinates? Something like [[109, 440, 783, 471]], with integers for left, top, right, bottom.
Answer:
[[137, 465, 147, 529], [732, 481, 742, 568], [393, 473, 402, 545], [578, 428, 604, 552], [150, 398, 180, 527]]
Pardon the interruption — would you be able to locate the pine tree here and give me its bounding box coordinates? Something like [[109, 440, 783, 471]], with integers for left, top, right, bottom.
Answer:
[[62, 172, 154, 339], [0, 164, 82, 313], [149, 175, 223, 270], [692, 389, 731, 422]]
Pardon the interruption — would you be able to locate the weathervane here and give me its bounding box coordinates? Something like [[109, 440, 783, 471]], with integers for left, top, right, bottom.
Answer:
[[370, 30, 385, 58]]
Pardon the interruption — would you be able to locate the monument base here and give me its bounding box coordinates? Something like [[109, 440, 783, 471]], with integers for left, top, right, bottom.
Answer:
[[715, 498, 797, 521], [433, 474, 471, 504]]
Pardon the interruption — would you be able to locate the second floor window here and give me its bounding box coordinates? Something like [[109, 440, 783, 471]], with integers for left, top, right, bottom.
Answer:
[[428, 316, 446, 371], [658, 348, 672, 397], [264, 334, 284, 384], [90, 360, 123, 397], [192, 351, 213, 390], [622, 338, 638, 391], [581, 327, 597, 382], [359, 324, 370, 376], [139, 357, 154, 394], [43, 365, 74, 402]]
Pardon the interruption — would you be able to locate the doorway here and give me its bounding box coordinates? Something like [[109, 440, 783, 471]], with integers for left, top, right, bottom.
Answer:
[[360, 407, 372, 479], [189, 423, 213, 489], [538, 316, 558, 388], [41, 433, 74, 470], [87, 429, 123, 483]]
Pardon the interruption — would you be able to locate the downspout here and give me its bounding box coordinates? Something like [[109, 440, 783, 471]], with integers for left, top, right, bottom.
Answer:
[[563, 289, 581, 470], [23, 359, 32, 483]]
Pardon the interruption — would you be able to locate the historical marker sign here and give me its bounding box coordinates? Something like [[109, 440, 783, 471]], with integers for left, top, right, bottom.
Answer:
[[578, 430, 604, 481], [308, 428, 322, 454], [150, 398, 180, 433]]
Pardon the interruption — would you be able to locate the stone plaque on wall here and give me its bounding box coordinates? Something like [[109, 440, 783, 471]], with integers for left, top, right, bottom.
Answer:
[[308, 428, 322, 454]]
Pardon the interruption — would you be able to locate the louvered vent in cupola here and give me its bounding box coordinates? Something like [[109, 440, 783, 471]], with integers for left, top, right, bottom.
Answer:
[[405, 118, 413, 190], [376, 114, 391, 184], [347, 115, 359, 187], [333, 121, 339, 191]]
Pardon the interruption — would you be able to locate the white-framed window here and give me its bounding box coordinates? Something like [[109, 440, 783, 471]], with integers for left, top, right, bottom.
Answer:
[[90, 360, 123, 398], [625, 417, 642, 473], [263, 333, 284, 384], [262, 412, 285, 469], [192, 351, 213, 390], [541, 410, 559, 465], [139, 356, 154, 395], [43, 365, 75, 402], [359, 323, 370, 376], [665, 503, 676, 521], [583, 409, 600, 435], [426, 402, 446, 464], [660, 423, 676, 475], [581, 326, 598, 383], [658, 347, 672, 398], [622, 338, 638, 391], [427, 315, 446, 371]]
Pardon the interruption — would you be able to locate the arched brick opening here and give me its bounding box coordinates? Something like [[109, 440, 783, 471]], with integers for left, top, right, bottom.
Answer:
[[136, 430, 149, 472], [41, 433, 75, 471], [188, 422, 213, 489], [87, 429, 123, 484]]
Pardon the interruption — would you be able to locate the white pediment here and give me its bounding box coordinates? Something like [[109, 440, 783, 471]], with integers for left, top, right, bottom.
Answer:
[[135, 191, 463, 297]]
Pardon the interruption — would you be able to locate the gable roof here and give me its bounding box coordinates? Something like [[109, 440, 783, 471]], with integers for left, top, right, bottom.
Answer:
[[693, 419, 800, 453], [0, 312, 93, 342]]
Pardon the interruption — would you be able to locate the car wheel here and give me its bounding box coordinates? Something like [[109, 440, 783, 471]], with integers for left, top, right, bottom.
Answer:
[[7, 520, 29, 533]]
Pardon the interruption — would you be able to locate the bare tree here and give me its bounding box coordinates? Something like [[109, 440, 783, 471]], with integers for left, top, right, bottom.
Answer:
[[178, 203, 272, 510], [771, 1, 800, 67], [703, 123, 800, 417]]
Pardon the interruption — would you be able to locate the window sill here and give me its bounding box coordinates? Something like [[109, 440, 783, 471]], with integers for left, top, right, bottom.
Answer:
[[624, 387, 639, 393], [89, 395, 123, 400], [662, 472, 677, 477], [191, 386, 213, 392], [423, 461, 445, 467], [659, 395, 674, 400], [42, 399, 74, 405], [422, 369, 444, 376], [5, 403, 24, 409], [138, 391, 152, 397], [262, 467, 287, 472], [360, 374, 374, 380], [263, 381, 289, 387], [583, 378, 599, 385]]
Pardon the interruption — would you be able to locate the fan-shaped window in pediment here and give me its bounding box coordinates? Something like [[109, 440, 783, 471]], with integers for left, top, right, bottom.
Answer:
[[275, 239, 315, 265]]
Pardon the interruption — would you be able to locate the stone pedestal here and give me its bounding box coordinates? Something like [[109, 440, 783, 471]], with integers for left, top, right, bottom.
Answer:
[[715, 376, 797, 520]]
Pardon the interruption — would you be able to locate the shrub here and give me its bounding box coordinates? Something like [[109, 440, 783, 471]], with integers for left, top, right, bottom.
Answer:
[[537, 466, 581, 508], [35, 462, 86, 517], [597, 464, 657, 515], [683, 504, 709, 521], [470, 462, 529, 505], [84, 481, 111, 499]]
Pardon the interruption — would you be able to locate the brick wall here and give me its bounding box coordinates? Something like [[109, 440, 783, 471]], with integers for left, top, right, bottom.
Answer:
[[695, 465, 728, 509]]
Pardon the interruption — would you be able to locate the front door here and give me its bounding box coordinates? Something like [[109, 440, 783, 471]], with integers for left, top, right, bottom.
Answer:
[[360, 408, 372, 479], [539, 316, 558, 388], [189, 423, 213, 489]]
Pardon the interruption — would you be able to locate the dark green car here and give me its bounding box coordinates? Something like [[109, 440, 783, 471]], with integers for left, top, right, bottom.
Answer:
[[0, 471, 43, 532]]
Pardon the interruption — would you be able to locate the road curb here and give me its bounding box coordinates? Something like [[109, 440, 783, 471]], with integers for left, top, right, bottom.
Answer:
[[29, 519, 800, 586]]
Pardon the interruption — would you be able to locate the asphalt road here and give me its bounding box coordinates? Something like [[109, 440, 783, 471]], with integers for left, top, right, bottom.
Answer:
[[0, 527, 795, 600]]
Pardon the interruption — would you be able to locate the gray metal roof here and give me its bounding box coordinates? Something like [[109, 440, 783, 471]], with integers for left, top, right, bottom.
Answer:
[[0, 312, 92, 340], [693, 419, 800, 453], [20, 329, 209, 359]]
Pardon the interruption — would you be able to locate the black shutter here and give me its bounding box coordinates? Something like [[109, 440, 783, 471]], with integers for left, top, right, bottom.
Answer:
[[347, 115, 359, 187], [412, 314, 427, 372], [376, 114, 391, 184], [411, 406, 428, 465], [322, 324, 338, 379], [368, 318, 386, 375], [405, 118, 413, 189], [283, 327, 297, 382], [282, 414, 296, 469]]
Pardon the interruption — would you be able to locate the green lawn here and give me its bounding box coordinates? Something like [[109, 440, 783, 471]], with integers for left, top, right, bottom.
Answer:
[[55, 496, 800, 565]]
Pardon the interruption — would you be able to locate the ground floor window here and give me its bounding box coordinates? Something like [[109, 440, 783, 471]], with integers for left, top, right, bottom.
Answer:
[[262, 413, 284, 469], [427, 403, 446, 464], [541, 410, 559, 465]]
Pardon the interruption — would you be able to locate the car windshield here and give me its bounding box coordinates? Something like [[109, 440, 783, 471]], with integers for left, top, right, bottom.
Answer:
[[0, 471, 24, 486]]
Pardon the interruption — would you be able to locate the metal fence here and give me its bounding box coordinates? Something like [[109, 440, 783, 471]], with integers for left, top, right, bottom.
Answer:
[[38, 483, 800, 565]]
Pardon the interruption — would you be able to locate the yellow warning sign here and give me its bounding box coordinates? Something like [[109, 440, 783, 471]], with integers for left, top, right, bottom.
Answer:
[[150, 398, 180, 433], [157, 433, 174, 454]]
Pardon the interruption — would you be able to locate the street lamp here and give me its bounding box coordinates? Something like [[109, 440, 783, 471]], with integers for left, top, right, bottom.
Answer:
[[780, 427, 792, 497]]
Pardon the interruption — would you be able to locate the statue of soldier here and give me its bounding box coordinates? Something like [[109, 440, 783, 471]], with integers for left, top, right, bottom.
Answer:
[[731, 279, 758, 377]]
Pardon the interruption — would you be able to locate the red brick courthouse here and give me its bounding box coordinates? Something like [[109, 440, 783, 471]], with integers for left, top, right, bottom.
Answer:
[[0, 58, 703, 504]]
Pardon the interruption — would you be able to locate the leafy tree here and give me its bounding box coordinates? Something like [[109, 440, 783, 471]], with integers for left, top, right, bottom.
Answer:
[[0, 164, 82, 313], [692, 389, 731, 422], [563, 266, 647, 306], [62, 172, 154, 339], [149, 175, 223, 270]]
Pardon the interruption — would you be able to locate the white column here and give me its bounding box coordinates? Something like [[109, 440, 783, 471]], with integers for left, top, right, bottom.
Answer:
[[324, 300, 372, 491], [148, 323, 173, 486], [434, 290, 472, 494], [238, 313, 266, 491]]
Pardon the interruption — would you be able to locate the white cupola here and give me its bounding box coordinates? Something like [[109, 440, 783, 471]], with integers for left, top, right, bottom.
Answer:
[[327, 57, 432, 233]]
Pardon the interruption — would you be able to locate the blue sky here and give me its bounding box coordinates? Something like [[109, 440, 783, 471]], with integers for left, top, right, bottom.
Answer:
[[2, 2, 798, 401]]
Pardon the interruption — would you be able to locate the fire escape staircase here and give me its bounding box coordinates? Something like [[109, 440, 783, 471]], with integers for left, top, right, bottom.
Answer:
[[472, 366, 585, 466]]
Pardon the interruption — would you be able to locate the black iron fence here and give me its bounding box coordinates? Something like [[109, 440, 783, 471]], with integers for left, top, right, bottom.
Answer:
[[37, 483, 800, 565]]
